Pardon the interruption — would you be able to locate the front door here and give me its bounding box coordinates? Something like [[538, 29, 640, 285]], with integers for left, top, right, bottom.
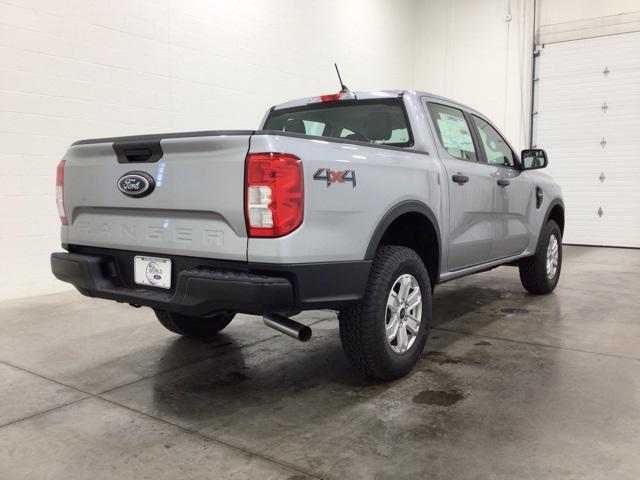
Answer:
[[469, 114, 533, 259], [426, 102, 495, 270]]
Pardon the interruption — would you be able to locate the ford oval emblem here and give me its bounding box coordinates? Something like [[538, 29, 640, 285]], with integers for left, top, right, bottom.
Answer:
[[117, 171, 155, 198]]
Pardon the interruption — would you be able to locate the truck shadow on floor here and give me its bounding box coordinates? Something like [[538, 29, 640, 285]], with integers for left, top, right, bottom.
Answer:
[[430, 283, 508, 329], [131, 278, 622, 480], [128, 279, 572, 480], [143, 281, 545, 425]]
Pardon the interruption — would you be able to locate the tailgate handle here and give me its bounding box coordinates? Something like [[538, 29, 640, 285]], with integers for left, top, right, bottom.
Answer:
[[124, 148, 152, 162], [113, 140, 163, 164]]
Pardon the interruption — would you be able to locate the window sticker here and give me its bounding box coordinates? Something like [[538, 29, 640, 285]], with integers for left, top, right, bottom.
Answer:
[[437, 113, 474, 152]]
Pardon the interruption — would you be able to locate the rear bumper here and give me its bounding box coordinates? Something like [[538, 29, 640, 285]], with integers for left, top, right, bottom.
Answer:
[[51, 247, 371, 316]]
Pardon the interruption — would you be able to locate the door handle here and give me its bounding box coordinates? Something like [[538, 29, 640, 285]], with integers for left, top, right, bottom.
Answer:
[[452, 174, 469, 185], [497, 179, 510, 187]]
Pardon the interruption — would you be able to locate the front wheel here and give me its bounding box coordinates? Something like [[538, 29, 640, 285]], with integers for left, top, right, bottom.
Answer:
[[154, 310, 235, 338], [519, 219, 562, 294], [338, 246, 432, 380]]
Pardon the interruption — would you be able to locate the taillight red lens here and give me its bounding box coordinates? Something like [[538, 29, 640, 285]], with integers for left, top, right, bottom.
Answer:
[[56, 160, 67, 225], [245, 153, 303, 237]]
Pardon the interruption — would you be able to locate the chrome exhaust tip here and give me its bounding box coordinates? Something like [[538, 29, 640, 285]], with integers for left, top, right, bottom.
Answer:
[[263, 313, 312, 342]]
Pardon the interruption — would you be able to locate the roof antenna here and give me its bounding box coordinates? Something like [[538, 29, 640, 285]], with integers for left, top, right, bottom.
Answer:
[[334, 63, 349, 93]]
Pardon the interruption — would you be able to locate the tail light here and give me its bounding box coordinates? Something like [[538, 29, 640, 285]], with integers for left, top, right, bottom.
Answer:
[[56, 160, 68, 225], [245, 153, 303, 237]]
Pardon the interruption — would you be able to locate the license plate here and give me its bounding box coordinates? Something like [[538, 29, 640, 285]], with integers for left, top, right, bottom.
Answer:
[[134, 256, 172, 289]]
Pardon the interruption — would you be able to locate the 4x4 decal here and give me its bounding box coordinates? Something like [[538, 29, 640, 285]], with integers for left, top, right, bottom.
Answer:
[[313, 168, 356, 188]]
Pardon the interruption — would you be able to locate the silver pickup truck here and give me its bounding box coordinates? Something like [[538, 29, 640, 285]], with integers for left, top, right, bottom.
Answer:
[[51, 90, 564, 379]]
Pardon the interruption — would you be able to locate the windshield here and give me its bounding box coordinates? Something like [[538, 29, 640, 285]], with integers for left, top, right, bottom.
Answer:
[[263, 99, 413, 147]]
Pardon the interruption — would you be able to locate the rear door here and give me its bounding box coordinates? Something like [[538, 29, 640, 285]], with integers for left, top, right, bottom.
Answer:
[[469, 115, 533, 259], [426, 102, 495, 270], [62, 132, 252, 260]]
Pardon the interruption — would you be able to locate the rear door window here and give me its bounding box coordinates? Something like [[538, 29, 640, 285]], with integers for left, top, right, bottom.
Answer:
[[427, 103, 478, 161]]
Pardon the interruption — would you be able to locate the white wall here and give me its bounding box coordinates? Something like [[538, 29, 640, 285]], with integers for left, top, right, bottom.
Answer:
[[0, 0, 414, 301], [412, 0, 535, 151]]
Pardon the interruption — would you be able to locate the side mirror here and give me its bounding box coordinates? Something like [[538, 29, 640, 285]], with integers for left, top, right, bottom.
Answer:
[[521, 148, 548, 170]]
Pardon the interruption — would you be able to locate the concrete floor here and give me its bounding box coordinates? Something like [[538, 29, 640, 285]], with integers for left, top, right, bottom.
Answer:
[[1, 246, 639, 479]]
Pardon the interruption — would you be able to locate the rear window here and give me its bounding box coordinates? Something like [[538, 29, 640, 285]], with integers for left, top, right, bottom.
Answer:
[[263, 99, 413, 147]]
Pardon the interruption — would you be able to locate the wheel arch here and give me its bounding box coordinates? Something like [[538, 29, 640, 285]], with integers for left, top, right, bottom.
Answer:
[[365, 200, 442, 286], [545, 199, 565, 235], [536, 198, 565, 252]]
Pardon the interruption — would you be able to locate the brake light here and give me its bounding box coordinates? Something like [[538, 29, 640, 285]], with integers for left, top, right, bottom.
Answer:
[[320, 93, 342, 103], [308, 91, 356, 104], [56, 160, 67, 225], [245, 153, 303, 237]]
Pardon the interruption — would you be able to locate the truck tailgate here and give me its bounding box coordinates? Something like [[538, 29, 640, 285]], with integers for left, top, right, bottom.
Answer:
[[62, 132, 252, 261]]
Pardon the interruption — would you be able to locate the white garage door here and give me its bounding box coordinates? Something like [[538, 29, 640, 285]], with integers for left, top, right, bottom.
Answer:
[[534, 31, 640, 248]]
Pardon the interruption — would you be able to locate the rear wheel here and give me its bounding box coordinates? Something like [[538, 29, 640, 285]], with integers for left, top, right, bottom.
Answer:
[[519, 219, 562, 294], [154, 310, 235, 338], [338, 246, 432, 380]]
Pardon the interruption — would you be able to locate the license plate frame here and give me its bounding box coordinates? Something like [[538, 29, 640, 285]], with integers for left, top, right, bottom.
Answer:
[[134, 256, 172, 289]]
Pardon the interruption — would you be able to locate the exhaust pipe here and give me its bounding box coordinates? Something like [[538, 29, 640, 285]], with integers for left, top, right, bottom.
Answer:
[[263, 313, 312, 342]]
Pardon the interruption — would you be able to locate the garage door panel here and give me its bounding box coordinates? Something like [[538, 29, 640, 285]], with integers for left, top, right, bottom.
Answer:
[[535, 31, 640, 247], [539, 83, 640, 112], [539, 69, 640, 112], [538, 35, 640, 76], [539, 93, 640, 112]]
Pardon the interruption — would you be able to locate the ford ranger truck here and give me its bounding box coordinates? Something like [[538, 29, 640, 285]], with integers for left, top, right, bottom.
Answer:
[[51, 90, 564, 380]]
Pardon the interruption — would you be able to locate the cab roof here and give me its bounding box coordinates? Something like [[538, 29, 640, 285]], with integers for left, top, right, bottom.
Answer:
[[271, 89, 482, 117]]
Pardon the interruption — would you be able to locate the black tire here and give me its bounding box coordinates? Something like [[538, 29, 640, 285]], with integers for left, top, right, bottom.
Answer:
[[338, 246, 432, 380], [154, 310, 235, 338], [519, 219, 562, 294]]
